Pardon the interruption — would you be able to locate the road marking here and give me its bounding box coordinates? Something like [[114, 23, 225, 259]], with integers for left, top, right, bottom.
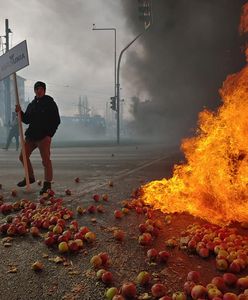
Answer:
[[77, 155, 168, 195]]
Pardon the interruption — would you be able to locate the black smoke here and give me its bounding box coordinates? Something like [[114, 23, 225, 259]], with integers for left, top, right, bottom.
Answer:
[[121, 0, 246, 145]]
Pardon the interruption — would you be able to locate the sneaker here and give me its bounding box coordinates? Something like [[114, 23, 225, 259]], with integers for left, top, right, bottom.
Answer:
[[39, 181, 51, 195], [17, 177, 35, 187]]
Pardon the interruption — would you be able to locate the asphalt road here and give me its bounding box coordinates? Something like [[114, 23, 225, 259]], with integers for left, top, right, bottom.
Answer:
[[0, 143, 247, 300], [0, 142, 181, 196]]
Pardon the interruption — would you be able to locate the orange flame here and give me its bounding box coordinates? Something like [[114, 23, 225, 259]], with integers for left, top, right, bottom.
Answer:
[[141, 4, 248, 226]]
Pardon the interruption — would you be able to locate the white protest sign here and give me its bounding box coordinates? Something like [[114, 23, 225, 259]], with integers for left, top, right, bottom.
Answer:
[[0, 40, 29, 81]]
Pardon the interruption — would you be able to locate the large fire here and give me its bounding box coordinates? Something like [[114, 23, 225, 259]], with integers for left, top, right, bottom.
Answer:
[[141, 4, 248, 226]]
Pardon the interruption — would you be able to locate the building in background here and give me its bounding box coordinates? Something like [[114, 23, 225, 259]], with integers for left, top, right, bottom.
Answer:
[[0, 75, 26, 142]]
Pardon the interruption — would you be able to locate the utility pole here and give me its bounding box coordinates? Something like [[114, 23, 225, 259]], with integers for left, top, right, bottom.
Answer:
[[4, 19, 11, 128]]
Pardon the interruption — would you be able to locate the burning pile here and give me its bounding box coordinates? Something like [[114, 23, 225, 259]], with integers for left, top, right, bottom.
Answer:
[[141, 4, 248, 226]]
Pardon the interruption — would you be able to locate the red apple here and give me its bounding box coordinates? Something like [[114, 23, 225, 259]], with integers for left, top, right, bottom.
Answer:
[[135, 206, 143, 214], [187, 271, 200, 283], [7, 224, 17, 236], [102, 194, 109, 201], [63, 230, 72, 240], [147, 248, 158, 261], [139, 223, 147, 233], [57, 235, 67, 243], [42, 220, 50, 229], [57, 219, 66, 228], [223, 273, 238, 286], [68, 240, 79, 252], [84, 231, 96, 243], [74, 232, 84, 240], [114, 210, 123, 219], [191, 285, 208, 300], [229, 261, 241, 273], [113, 230, 125, 241], [216, 258, 229, 271], [121, 282, 136, 298], [151, 283, 167, 298], [158, 251, 170, 263], [44, 236, 55, 247], [70, 220, 78, 228], [101, 271, 113, 284], [198, 247, 210, 258], [138, 233, 152, 246], [53, 224, 63, 234], [223, 292, 239, 300], [79, 226, 89, 235], [49, 216, 58, 225], [17, 224, 27, 235], [99, 252, 109, 265], [236, 277, 248, 290], [93, 194, 100, 202], [96, 205, 105, 213], [90, 255, 102, 268], [87, 205, 96, 214], [211, 277, 227, 293], [74, 239, 83, 249]]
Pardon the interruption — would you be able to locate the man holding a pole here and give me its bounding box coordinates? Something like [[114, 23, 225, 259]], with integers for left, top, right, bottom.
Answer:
[[16, 81, 60, 194]]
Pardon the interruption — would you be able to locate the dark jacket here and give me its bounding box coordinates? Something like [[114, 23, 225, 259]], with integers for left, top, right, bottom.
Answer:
[[21, 95, 60, 141]]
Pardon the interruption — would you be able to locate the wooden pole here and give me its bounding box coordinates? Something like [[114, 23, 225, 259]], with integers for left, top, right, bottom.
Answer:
[[13, 73, 30, 191]]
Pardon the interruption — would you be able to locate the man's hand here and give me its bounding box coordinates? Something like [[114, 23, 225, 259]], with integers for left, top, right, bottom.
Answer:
[[15, 104, 21, 113]]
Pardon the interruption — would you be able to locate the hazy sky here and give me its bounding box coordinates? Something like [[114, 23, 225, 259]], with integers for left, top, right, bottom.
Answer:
[[0, 0, 140, 118], [1, 0, 246, 144]]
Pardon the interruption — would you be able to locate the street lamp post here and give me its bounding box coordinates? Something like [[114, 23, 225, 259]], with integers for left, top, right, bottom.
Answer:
[[116, 28, 152, 144], [92, 25, 117, 140], [93, 0, 152, 144], [115, 0, 152, 144], [116, 32, 143, 144]]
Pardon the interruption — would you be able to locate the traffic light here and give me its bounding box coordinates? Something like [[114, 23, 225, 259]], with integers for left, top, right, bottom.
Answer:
[[138, 0, 152, 29], [110, 96, 116, 111]]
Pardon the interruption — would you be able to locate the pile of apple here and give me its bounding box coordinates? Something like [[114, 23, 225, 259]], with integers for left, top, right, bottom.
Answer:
[[0, 194, 97, 254], [180, 223, 248, 274], [0, 197, 25, 214], [182, 270, 248, 300], [104, 270, 248, 300]]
